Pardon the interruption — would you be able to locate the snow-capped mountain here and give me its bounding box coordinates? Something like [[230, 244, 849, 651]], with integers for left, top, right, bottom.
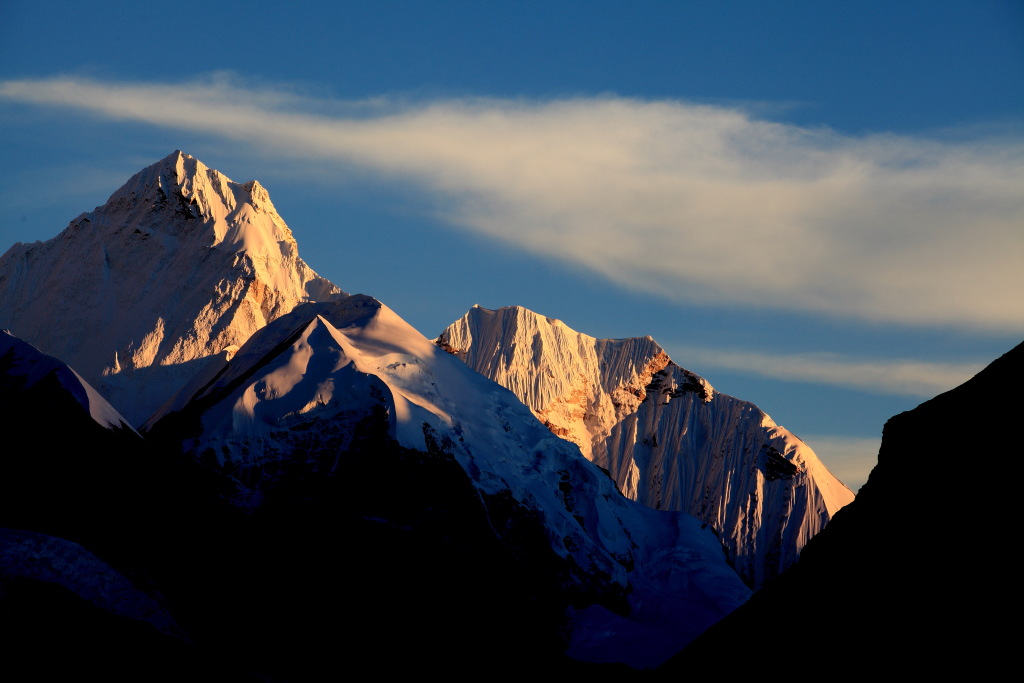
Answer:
[[0, 153, 773, 675], [0, 151, 345, 426], [145, 293, 753, 669], [436, 305, 855, 588]]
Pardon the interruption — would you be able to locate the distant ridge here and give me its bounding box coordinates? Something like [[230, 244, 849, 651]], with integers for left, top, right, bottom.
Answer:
[[0, 329, 134, 432]]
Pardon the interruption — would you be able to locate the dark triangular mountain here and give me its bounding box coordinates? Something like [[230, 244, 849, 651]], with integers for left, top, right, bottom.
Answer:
[[658, 339, 1023, 675]]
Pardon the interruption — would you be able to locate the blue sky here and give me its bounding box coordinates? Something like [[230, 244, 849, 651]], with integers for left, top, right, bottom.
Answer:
[[2, 1, 1022, 491]]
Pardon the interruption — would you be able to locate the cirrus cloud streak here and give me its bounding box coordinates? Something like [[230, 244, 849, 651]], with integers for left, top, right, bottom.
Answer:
[[2, 74, 1022, 332], [666, 344, 984, 398]]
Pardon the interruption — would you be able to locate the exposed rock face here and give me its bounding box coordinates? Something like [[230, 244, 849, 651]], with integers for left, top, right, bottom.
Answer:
[[0, 151, 345, 426], [661, 339, 1023, 675], [436, 305, 672, 461], [437, 304, 854, 588]]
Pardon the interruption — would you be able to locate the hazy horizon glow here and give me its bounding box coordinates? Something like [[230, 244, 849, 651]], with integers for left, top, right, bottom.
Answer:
[[3, 74, 1022, 334]]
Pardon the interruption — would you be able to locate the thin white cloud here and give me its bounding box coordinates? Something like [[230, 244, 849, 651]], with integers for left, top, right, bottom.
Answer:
[[666, 343, 984, 397], [2, 74, 1022, 332]]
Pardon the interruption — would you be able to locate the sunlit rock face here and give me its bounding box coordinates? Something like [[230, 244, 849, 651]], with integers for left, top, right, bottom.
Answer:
[[437, 304, 855, 588], [0, 151, 345, 426]]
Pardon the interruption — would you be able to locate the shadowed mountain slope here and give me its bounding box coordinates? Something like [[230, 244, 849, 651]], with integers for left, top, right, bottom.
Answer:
[[659, 339, 1023, 675]]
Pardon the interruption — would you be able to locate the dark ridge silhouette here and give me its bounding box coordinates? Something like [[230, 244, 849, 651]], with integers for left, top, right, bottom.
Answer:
[[659, 339, 1023, 675]]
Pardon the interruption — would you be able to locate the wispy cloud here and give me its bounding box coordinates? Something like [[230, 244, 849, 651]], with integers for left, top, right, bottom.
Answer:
[[666, 344, 984, 397], [3, 74, 1022, 332]]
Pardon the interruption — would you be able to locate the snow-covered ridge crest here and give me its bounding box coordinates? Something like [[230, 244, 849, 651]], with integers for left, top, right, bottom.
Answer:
[[0, 330, 135, 433], [436, 304, 703, 459], [0, 151, 346, 426], [148, 294, 752, 668], [437, 304, 855, 588], [167, 295, 617, 504]]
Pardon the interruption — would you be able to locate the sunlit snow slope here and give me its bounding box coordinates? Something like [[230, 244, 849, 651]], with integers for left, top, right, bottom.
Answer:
[[437, 305, 855, 588], [148, 294, 752, 669], [0, 151, 345, 426]]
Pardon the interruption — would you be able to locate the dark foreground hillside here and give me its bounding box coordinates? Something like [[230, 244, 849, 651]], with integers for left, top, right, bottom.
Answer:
[[0, 372, 635, 680], [659, 340, 1023, 675]]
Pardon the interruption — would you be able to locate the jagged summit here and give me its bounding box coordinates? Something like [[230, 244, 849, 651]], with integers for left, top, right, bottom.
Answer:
[[0, 153, 347, 426], [106, 151, 298, 255], [437, 304, 708, 458], [437, 303, 855, 589]]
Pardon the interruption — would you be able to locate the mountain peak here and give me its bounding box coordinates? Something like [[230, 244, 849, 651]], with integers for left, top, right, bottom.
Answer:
[[0, 153, 346, 426], [100, 151, 296, 254], [144, 293, 753, 668], [438, 303, 855, 589]]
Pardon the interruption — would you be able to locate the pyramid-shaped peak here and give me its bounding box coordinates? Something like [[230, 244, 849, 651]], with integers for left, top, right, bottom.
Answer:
[[116, 150, 241, 199], [161, 148, 195, 166], [95, 152, 296, 253], [134, 149, 210, 190], [0, 153, 346, 426]]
